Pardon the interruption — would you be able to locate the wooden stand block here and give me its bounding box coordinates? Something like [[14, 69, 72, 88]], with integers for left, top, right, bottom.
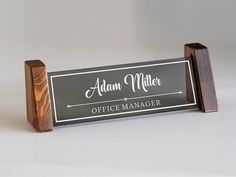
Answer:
[[185, 43, 218, 112], [25, 60, 53, 132]]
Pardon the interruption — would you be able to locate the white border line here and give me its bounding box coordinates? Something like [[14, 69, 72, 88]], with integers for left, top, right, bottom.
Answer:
[[50, 60, 197, 123]]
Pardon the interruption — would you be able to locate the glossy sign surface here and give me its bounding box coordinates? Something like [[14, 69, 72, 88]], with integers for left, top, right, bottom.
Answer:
[[48, 58, 197, 126]]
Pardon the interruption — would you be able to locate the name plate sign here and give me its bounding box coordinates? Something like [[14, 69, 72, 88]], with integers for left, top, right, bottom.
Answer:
[[48, 58, 197, 126], [24, 43, 218, 132]]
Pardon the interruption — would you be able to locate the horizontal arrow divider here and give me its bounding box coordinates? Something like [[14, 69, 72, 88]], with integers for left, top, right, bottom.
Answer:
[[67, 90, 183, 108]]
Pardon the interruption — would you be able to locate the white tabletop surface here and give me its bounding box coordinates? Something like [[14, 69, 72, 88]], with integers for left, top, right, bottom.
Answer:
[[0, 0, 236, 176]]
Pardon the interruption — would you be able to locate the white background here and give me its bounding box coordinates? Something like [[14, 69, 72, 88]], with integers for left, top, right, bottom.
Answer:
[[0, 0, 236, 176]]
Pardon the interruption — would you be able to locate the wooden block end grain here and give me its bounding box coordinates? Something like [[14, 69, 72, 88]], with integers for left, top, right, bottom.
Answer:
[[185, 43, 218, 112], [25, 60, 53, 132]]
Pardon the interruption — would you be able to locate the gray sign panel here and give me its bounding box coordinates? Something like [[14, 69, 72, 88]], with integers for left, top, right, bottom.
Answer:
[[48, 58, 197, 126]]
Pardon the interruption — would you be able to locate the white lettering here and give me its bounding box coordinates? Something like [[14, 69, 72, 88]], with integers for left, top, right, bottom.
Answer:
[[85, 78, 121, 98], [124, 73, 161, 93]]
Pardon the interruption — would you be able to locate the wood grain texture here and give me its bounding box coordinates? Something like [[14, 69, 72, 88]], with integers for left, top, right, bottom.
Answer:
[[25, 60, 53, 132], [185, 43, 218, 112]]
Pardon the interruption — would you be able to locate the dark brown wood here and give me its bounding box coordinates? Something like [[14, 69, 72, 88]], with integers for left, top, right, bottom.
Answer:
[[185, 43, 218, 112], [25, 60, 53, 132]]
